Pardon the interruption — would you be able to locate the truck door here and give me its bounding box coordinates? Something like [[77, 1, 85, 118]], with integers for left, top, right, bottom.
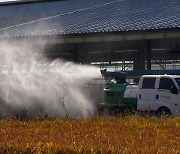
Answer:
[[138, 77, 156, 110], [174, 78, 180, 115], [157, 77, 179, 115]]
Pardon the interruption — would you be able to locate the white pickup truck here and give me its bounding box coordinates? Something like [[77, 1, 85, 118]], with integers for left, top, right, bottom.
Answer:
[[137, 75, 180, 115]]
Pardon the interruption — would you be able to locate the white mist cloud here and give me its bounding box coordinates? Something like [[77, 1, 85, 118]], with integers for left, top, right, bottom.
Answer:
[[0, 40, 101, 118]]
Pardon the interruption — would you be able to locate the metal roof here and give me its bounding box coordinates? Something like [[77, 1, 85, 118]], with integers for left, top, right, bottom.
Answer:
[[0, 0, 180, 38]]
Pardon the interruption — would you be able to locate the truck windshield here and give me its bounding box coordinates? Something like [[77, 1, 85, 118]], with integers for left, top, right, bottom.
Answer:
[[175, 78, 180, 88]]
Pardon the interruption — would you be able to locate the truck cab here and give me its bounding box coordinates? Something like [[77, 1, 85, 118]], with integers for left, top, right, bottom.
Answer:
[[137, 75, 180, 115]]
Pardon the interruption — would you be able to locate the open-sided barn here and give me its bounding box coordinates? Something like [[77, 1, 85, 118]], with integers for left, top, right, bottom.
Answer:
[[0, 0, 180, 70]]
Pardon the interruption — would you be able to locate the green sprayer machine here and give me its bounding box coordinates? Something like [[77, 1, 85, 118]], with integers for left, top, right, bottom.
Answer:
[[98, 69, 137, 114]]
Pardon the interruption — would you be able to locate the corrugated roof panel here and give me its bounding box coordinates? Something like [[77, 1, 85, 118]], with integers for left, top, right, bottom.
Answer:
[[0, 0, 180, 37]]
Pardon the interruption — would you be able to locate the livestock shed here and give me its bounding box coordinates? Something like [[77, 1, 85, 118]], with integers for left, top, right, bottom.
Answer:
[[0, 0, 180, 71]]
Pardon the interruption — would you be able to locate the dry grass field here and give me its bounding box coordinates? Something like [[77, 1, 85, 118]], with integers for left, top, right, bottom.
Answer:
[[0, 115, 179, 153]]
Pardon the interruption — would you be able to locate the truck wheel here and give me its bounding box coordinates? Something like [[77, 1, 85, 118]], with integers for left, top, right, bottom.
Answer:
[[157, 107, 171, 116]]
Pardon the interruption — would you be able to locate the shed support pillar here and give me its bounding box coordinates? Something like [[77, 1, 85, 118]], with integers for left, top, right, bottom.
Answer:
[[133, 40, 145, 70], [146, 40, 151, 70], [73, 44, 78, 62]]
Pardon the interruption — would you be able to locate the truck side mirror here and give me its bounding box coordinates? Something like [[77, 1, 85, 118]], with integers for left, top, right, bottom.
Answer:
[[171, 86, 179, 94]]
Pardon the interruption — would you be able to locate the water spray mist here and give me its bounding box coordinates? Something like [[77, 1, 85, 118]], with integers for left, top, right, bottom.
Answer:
[[0, 40, 100, 118]]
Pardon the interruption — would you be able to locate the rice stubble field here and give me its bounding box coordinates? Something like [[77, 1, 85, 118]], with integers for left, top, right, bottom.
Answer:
[[0, 115, 179, 153]]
